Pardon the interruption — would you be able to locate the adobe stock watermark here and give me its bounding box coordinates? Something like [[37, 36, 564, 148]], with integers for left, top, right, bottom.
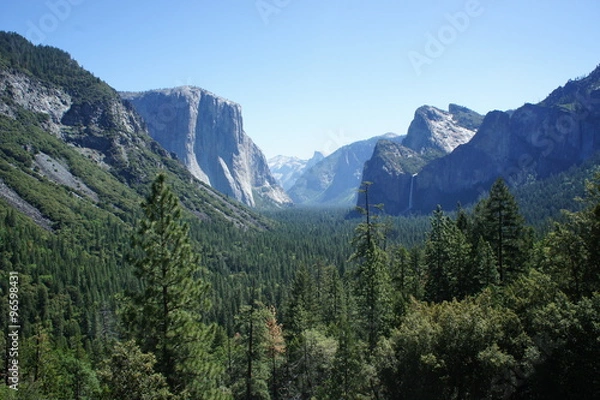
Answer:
[[7, 272, 20, 391], [408, 0, 485, 76], [321, 128, 354, 155], [255, 0, 292, 25], [26, 0, 85, 45]]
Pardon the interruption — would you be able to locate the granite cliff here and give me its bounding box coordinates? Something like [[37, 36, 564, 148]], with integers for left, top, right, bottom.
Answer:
[[121, 87, 291, 208], [0, 32, 268, 229], [362, 66, 600, 215], [402, 104, 482, 156], [359, 105, 482, 213]]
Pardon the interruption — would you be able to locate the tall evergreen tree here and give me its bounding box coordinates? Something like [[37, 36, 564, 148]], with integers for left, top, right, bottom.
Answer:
[[232, 300, 272, 400], [540, 173, 600, 297], [350, 182, 393, 355], [424, 206, 470, 302], [284, 264, 320, 337], [121, 173, 227, 399], [473, 178, 531, 284], [469, 236, 499, 293], [323, 287, 367, 399]]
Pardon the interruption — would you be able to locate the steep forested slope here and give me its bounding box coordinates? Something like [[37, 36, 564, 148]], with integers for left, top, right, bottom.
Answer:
[[0, 32, 268, 230]]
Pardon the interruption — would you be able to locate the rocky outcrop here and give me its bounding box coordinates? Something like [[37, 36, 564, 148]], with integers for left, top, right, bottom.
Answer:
[[288, 133, 402, 207], [358, 140, 425, 214], [363, 65, 600, 215], [0, 32, 274, 230], [359, 105, 482, 214], [0, 70, 71, 136], [414, 97, 600, 212], [402, 105, 480, 155], [122, 87, 291, 208]]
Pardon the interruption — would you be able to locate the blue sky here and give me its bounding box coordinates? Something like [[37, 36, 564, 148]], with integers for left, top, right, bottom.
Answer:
[[1, 0, 600, 159]]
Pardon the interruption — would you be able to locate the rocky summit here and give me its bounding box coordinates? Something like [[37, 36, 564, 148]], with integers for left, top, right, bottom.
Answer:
[[359, 105, 483, 214], [361, 65, 600, 215], [122, 87, 291, 208], [402, 104, 482, 156]]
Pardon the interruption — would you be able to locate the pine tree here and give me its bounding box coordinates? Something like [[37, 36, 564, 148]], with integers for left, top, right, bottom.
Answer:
[[474, 178, 531, 284], [97, 340, 173, 400], [121, 173, 226, 399], [540, 172, 600, 297], [470, 236, 499, 292], [324, 289, 366, 399], [320, 265, 344, 330], [350, 182, 393, 355], [232, 300, 272, 400], [284, 264, 320, 337], [424, 206, 470, 302], [265, 307, 285, 400]]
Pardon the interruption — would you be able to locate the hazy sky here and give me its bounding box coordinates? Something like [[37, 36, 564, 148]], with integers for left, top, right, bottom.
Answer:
[[2, 0, 600, 159]]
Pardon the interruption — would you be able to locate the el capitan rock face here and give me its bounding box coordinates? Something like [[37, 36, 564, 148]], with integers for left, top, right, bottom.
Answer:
[[122, 87, 291, 208], [0, 31, 269, 229]]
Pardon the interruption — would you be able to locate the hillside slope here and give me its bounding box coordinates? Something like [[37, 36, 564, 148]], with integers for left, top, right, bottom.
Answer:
[[410, 66, 600, 213], [0, 32, 268, 230]]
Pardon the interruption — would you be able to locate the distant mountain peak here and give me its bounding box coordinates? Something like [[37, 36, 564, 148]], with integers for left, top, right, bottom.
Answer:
[[287, 133, 404, 206], [268, 151, 325, 191], [402, 105, 482, 155]]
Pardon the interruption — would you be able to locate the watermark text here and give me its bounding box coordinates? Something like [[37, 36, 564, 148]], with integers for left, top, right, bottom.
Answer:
[[7, 272, 20, 391]]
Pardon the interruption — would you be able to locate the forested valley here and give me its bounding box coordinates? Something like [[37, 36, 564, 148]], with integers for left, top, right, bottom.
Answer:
[[1, 168, 599, 399], [0, 30, 599, 400]]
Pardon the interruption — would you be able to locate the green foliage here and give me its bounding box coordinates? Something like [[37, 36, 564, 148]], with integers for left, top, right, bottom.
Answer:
[[1, 33, 599, 397], [230, 301, 282, 400], [288, 328, 338, 399], [424, 206, 471, 302], [120, 173, 226, 399], [0, 32, 116, 111], [97, 340, 173, 400], [284, 264, 321, 337], [537, 173, 600, 298], [350, 183, 394, 354], [473, 178, 533, 284], [379, 294, 531, 400], [323, 303, 369, 400]]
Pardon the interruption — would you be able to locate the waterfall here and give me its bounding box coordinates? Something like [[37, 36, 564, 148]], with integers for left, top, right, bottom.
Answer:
[[408, 173, 417, 211]]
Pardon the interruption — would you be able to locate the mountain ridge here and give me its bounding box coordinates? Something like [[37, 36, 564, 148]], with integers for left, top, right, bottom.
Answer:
[[358, 104, 483, 213], [361, 64, 600, 215], [0, 31, 269, 230], [288, 133, 403, 207], [268, 151, 325, 191]]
